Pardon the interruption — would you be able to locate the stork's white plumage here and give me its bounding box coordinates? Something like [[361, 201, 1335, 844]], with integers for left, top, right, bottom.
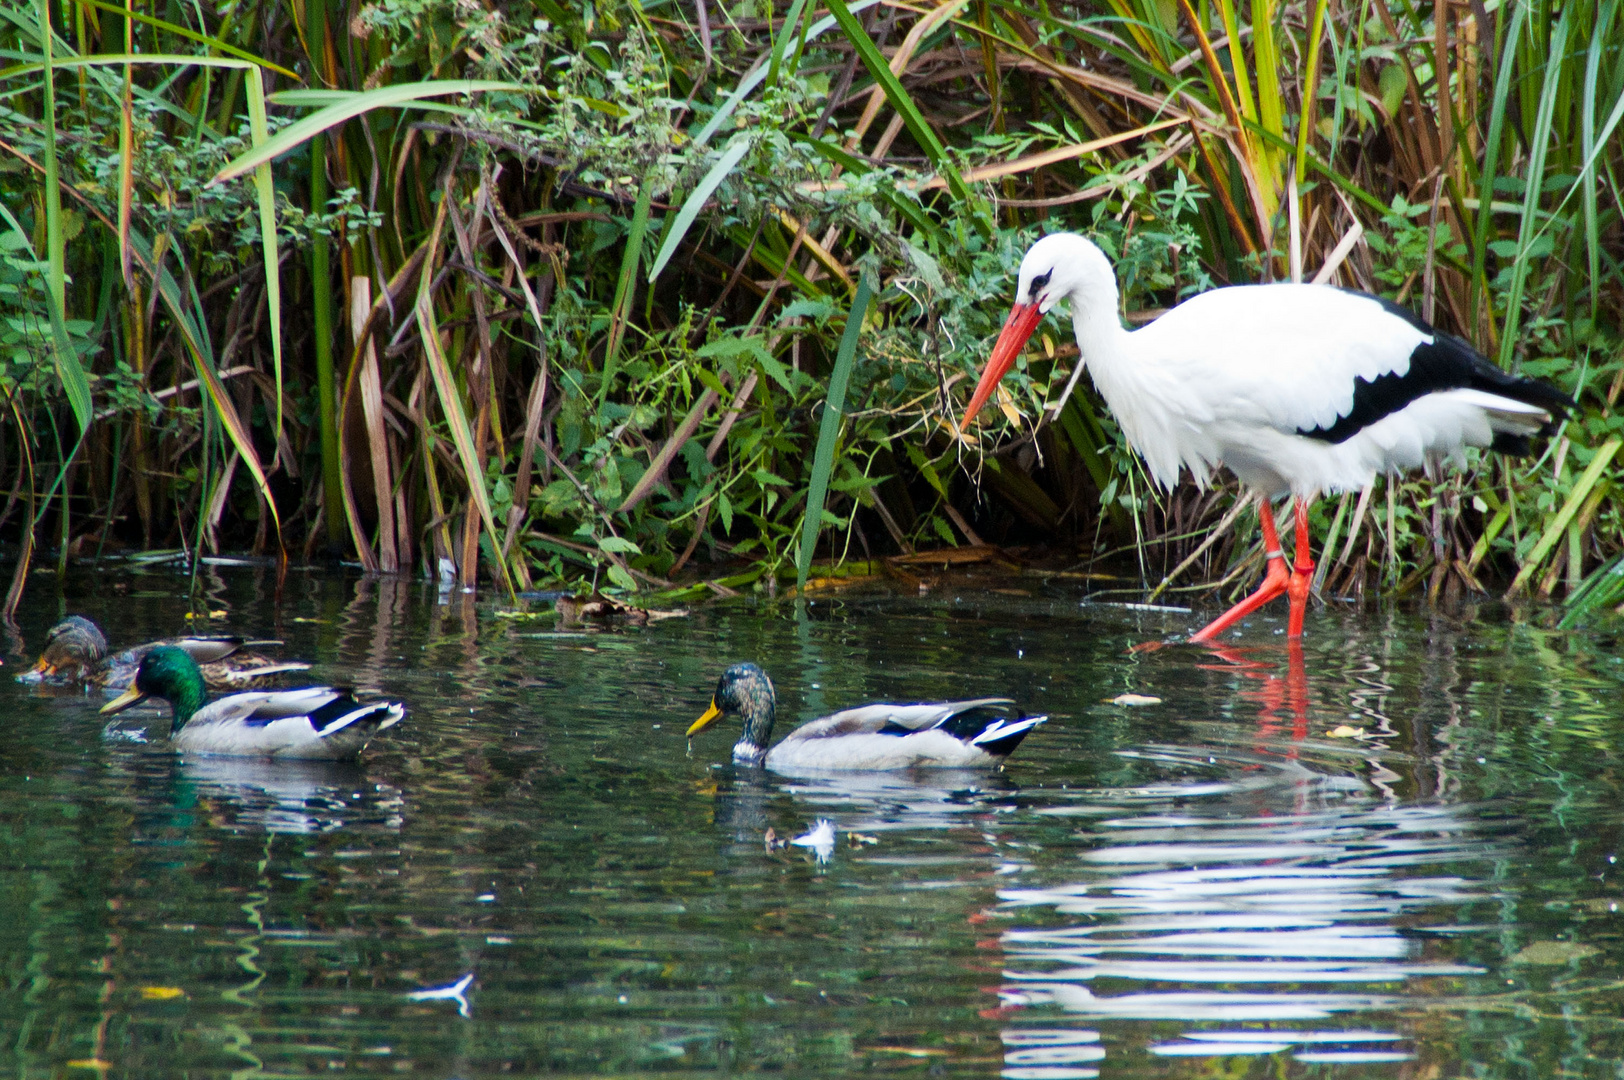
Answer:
[[962, 233, 1573, 641]]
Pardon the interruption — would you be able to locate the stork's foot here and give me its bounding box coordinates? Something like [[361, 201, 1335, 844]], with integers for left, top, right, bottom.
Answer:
[[1188, 560, 1290, 643], [1189, 497, 1294, 643]]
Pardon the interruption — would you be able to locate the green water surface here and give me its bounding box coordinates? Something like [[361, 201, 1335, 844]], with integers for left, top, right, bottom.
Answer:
[[2, 567, 1622, 1078]]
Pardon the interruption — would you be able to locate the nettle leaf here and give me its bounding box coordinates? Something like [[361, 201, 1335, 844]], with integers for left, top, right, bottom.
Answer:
[[606, 563, 637, 590], [701, 333, 796, 391], [831, 474, 881, 495], [697, 333, 760, 370], [693, 366, 729, 397], [905, 443, 948, 498], [752, 468, 791, 487], [679, 438, 715, 480], [778, 297, 838, 324], [904, 241, 946, 292], [598, 535, 643, 554], [755, 350, 795, 392], [538, 479, 580, 515], [717, 491, 734, 534]]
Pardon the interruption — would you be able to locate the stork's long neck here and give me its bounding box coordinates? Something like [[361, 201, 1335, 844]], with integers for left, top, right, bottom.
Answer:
[[1068, 283, 1131, 377], [1063, 277, 1194, 490]]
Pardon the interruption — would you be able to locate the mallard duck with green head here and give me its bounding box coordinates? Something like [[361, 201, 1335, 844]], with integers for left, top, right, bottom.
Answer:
[[100, 646, 404, 759], [22, 616, 309, 691], [688, 663, 1047, 770]]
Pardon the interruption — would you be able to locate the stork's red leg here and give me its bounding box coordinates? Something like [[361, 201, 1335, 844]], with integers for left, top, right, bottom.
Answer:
[[1286, 498, 1316, 639], [1190, 499, 1291, 643]]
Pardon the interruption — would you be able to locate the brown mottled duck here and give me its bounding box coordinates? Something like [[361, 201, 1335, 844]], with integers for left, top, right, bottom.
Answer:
[[21, 616, 309, 692]]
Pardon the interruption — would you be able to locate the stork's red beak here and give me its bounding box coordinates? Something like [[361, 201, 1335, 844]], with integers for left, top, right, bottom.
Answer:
[[960, 302, 1044, 432]]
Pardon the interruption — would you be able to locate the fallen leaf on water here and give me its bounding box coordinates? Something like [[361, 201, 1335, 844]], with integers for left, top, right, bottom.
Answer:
[[1511, 941, 1599, 965], [66, 1061, 110, 1070], [1110, 693, 1162, 707], [140, 986, 185, 1000], [1327, 725, 1364, 738], [849, 833, 879, 846], [868, 1047, 949, 1057]]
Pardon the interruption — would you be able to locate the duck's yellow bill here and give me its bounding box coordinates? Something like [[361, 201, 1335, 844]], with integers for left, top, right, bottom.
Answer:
[[100, 686, 147, 715], [31, 658, 55, 676], [687, 701, 722, 737]]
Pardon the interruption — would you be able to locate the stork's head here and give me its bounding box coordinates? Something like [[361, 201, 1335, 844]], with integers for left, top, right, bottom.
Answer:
[[960, 233, 1118, 431]]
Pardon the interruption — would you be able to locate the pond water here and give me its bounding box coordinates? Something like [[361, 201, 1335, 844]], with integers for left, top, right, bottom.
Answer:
[[2, 565, 1623, 1078]]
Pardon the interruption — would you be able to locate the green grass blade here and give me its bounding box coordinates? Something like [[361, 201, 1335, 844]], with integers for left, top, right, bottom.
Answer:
[[1496, 10, 1570, 369], [1293, 0, 1329, 185], [603, 181, 653, 400], [1468, 0, 1528, 336], [688, 0, 882, 149], [1580, 0, 1620, 321], [309, 131, 343, 540], [0, 52, 258, 78], [796, 270, 874, 591], [0, 200, 88, 438], [766, 0, 810, 88], [35, 0, 90, 436], [1507, 436, 1622, 596], [209, 81, 525, 184], [61, 0, 296, 77], [124, 228, 283, 543], [244, 65, 283, 452], [647, 138, 749, 283], [1560, 545, 1624, 625], [415, 275, 517, 599], [689, 64, 771, 149], [823, 0, 980, 219]]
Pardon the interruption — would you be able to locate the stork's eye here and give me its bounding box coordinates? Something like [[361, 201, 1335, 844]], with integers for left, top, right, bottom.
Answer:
[[1028, 270, 1053, 302]]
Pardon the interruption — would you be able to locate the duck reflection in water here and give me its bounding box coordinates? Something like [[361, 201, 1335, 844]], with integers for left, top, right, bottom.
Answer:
[[174, 756, 405, 834]]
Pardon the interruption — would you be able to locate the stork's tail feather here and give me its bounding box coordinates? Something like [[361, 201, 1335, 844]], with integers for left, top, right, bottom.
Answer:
[[1482, 369, 1577, 429], [1444, 333, 1575, 438], [969, 714, 1048, 758]]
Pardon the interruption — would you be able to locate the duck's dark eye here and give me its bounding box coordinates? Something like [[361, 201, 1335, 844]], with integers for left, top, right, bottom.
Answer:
[[1028, 269, 1053, 302]]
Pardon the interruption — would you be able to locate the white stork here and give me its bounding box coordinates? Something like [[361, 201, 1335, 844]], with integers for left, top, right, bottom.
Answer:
[[960, 232, 1573, 641]]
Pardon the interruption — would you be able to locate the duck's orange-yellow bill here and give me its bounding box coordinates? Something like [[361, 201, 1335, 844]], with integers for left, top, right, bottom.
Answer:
[[31, 659, 55, 676], [960, 302, 1044, 431], [687, 701, 722, 737], [100, 686, 147, 715]]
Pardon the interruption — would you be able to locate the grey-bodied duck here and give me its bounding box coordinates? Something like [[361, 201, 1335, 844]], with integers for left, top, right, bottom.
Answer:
[[688, 663, 1046, 771]]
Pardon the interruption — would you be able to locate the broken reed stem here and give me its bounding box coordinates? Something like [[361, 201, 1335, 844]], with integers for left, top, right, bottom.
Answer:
[[1146, 491, 1252, 601]]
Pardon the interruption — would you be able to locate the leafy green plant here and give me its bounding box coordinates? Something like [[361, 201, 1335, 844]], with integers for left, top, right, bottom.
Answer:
[[0, 0, 1616, 620]]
